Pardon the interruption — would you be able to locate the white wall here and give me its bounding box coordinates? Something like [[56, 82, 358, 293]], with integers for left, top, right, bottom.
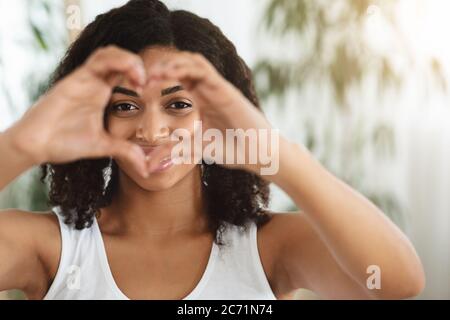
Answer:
[[402, 107, 450, 299]]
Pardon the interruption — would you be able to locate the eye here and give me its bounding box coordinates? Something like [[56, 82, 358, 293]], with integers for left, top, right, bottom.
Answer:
[[166, 101, 192, 110], [112, 103, 139, 112]]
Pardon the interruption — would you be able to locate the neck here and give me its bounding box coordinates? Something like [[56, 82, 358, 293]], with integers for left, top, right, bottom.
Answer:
[[101, 165, 208, 238]]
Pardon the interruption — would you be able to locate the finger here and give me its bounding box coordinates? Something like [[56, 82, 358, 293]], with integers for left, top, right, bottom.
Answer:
[[84, 45, 147, 89], [148, 59, 212, 91], [97, 136, 149, 178]]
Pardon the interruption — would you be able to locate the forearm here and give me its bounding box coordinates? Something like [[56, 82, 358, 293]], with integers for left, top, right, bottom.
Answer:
[[0, 129, 36, 192], [269, 138, 425, 298]]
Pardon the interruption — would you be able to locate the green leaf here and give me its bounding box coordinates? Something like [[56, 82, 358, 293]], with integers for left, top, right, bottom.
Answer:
[[30, 23, 48, 51]]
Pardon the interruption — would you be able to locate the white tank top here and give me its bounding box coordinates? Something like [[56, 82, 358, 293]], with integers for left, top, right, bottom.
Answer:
[[43, 207, 277, 300]]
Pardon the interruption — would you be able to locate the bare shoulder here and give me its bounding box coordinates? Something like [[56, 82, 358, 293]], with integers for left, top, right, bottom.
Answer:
[[0, 208, 59, 239], [0, 208, 61, 298], [0, 208, 61, 267]]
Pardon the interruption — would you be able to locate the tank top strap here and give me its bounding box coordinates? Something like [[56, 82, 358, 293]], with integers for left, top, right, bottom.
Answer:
[[43, 206, 118, 299], [201, 221, 277, 300]]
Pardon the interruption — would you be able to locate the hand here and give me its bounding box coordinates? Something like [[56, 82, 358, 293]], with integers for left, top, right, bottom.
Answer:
[[5, 45, 151, 178], [146, 52, 278, 175]]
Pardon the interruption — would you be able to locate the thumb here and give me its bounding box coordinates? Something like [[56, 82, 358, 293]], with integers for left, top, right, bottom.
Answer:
[[99, 136, 149, 178]]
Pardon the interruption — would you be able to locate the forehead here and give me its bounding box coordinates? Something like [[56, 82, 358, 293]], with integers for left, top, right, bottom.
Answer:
[[114, 46, 182, 92], [139, 46, 179, 67]]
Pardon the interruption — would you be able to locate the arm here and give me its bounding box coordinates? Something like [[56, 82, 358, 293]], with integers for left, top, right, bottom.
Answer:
[[0, 210, 58, 297], [0, 131, 36, 192], [0, 132, 43, 294], [260, 212, 374, 299], [0, 46, 152, 296], [268, 138, 425, 299], [138, 51, 426, 299], [0, 116, 47, 296]]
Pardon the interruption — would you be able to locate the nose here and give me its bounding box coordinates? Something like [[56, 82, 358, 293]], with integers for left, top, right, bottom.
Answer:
[[136, 108, 170, 145]]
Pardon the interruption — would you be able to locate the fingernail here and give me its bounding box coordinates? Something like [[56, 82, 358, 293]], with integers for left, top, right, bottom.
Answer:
[[138, 69, 146, 86], [134, 62, 146, 85]]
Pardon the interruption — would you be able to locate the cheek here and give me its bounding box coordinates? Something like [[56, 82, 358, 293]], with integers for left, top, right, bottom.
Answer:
[[174, 109, 201, 129], [106, 118, 137, 139], [170, 111, 201, 143]]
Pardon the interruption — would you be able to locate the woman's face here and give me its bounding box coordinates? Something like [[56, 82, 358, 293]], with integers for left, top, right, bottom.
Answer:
[[106, 46, 201, 190]]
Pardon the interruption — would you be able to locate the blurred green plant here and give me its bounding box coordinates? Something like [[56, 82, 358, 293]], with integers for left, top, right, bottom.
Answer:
[[254, 0, 446, 105], [253, 0, 446, 225], [25, 0, 67, 101], [0, 0, 67, 300], [0, 0, 66, 209]]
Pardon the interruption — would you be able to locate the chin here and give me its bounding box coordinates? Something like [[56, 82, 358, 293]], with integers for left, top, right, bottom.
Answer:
[[137, 172, 180, 191]]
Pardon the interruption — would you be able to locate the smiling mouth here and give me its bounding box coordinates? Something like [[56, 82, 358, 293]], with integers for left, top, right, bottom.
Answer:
[[137, 144, 175, 173], [153, 156, 174, 172]]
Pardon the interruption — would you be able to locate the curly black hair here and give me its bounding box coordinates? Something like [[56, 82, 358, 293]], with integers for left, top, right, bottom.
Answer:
[[40, 0, 272, 245]]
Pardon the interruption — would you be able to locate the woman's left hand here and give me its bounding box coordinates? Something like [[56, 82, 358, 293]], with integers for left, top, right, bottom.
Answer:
[[146, 51, 281, 176]]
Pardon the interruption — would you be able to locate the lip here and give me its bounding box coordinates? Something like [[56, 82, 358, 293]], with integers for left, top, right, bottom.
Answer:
[[137, 144, 175, 173], [153, 157, 174, 172]]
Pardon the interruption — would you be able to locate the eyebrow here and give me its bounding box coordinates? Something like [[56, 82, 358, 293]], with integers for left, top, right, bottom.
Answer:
[[161, 85, 184, 96], [112, 86, 138, 97], [112, 85, 184, 97]]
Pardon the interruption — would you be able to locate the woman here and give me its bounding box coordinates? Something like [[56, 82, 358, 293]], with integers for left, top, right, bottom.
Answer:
[[0, 0, 424, 300]]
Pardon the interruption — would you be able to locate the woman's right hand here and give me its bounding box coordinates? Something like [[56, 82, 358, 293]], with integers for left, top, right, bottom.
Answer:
[[4, 45, 151, 177]]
